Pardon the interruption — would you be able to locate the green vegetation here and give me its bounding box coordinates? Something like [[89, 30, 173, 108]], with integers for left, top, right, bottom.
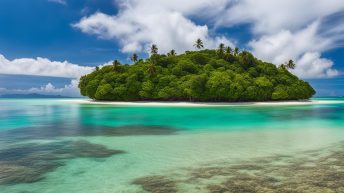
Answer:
[[79, 42, 315, 101]]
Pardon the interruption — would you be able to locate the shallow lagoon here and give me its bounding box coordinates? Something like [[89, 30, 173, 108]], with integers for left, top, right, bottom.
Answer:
[[0, 99, 344, 193]]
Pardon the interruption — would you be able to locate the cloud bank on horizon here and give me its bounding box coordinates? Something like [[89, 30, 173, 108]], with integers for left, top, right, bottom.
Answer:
[[0, 54, 93, 78], [1, 0, 344, 96], [0, 54, 93, 97], [0, 80, 80, 97]]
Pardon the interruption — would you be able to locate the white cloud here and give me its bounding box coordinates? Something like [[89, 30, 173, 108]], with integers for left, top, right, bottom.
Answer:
[[0, 54, 94, 78], [295, 52, 339, 78], [73, 0, 235, 54], [218, 0, 344, 35], [48, 0, 67, 6], [0, 54, 111, 97], [222, 0, 344, 78], [72, 0, 344, 78], [248, 22, 339, 78], [0, 80, 80, 97]]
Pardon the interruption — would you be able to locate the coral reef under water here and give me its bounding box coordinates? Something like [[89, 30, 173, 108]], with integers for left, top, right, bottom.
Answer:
[[0, 140, 123, 185], [133, 142, 344, 193], [133, 176, 177, 193], [0, 124, 177, 140]]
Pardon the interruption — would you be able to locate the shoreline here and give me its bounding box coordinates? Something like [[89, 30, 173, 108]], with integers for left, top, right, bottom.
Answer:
[[63, 99, 343, 107]]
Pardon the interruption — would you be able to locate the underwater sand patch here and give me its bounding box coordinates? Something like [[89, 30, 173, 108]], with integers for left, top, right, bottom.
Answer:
[[0, 140, 124, 185]]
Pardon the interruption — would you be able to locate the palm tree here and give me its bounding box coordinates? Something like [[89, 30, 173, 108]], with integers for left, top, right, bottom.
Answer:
[[225, 46, 233, 55], [150, 44, 158, 55], [130, 53, 138, 63], [167, 49, 176, 56], [279, 64, 286, 69], [234, 47, 240, 56], [286, 59, 296, 69], [217, 43, 225, 57], [224, 46, 233, 61], [194, 38, 204, 49], [113, 60, 121, 71], [146, 62, 156, 76]]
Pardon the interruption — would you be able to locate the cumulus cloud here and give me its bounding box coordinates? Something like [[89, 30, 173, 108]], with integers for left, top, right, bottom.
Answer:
[[218, 0, 344, 34], [0, 53, 111, 97], [73, 0, 235, 54], [0, 80, 80, 97], [220, 0, 344, 78], [295, 52, 339, 78], [0, 54, 94, 78], [72, 0, 344, 78], [248, 22, 339, 78]]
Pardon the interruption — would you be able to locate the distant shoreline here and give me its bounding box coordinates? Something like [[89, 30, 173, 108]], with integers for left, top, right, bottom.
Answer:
[[63, 99, 342, 107]]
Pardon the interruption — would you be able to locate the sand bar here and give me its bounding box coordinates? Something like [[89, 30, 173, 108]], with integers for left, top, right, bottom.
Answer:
[[63, 99, 343, 107]]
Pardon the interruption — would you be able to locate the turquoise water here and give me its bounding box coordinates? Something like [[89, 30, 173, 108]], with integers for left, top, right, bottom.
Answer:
[[0, 99, 344, 192]]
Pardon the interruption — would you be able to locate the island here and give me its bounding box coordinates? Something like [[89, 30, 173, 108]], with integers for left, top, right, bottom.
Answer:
[[79, 42, 315, 102]]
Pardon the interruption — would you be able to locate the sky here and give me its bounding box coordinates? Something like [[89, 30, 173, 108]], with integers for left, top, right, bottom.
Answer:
[[0, 0, 344, 97]]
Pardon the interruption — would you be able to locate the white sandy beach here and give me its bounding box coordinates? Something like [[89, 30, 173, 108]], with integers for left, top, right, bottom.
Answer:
[[63, 99, 343, 107]]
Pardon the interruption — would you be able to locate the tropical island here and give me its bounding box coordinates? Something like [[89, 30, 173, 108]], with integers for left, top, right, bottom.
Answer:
[[79, 39, 315, 102]]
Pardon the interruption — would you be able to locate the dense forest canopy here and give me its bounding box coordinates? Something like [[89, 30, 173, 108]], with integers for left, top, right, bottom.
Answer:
[[79, 43, 315, 101]]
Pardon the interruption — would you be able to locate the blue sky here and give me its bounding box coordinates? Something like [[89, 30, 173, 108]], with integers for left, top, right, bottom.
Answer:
[[0, 0, 343, 96]]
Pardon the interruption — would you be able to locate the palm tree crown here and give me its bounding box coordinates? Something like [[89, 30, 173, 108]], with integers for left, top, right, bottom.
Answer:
[[167, 49, 176, 56], [225, 46, 233, 55], [146, 62, 156, 76], [131, 53, 138, 62], [224, 46, 233, 61], [113, 60, 121, 71], [286, 59, 296, 69], [217, 43, 225, 57], [194, 38, 204, 49], [150, 44, 158, 55], [234, 47, 240, 56]]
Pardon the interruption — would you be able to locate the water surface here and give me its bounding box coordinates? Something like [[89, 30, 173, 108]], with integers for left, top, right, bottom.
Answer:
[[0, 99, 344, 193]]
